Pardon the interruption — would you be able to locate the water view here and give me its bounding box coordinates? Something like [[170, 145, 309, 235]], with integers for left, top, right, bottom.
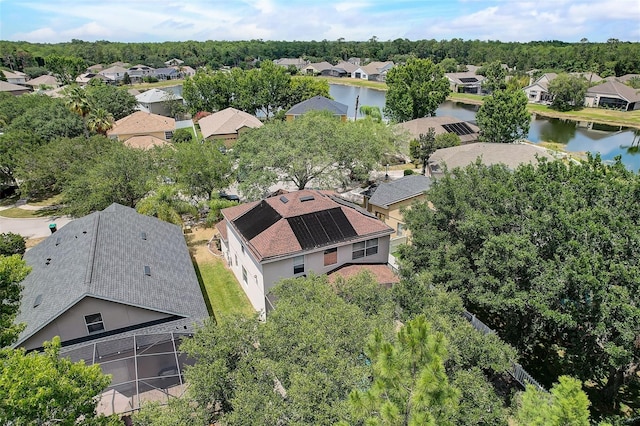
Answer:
[[329, 83, 640, 172]]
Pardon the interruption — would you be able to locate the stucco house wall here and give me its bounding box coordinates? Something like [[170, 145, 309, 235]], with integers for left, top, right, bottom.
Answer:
[[22, 296, 172, 351]]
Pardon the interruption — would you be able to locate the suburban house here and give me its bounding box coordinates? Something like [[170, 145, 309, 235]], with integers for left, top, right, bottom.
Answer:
[[216, 190, 394, 314], [107, 111, 176, 143], [2, 70, 28, 85], [351, 61, 394, 82], [198, 107, 263, 146], [273, 58, 309, 70], [302, 61, 333, 75], [173, 65, 196, 77], [446, 71, 486, 94], [153, 67, 180, 80], [610, 74, 640, 84], [396, 116, 480, 144], [136, 88, 183, 117], [127, 64, 155, 81], [363, 175, 432, 250], [523, 73, 557, 104], [12, 203, 209, 351], [584, 80, 640, 111], [76, 72, 110, 86], [164, 58, 184, 67], [329, 61, 359, 78], [0, 80, 30, 96], [24, 74, 60, 90], [86, 64, 105, 73], [285, 95, 348, 121], [428, 142, 554, 177], [99, 65, 129, 83]]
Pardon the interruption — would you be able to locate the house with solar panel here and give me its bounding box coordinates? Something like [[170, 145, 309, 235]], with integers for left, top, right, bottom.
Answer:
[[396, 116, 481, 145], [215, 190, 394, 314], [446, 71, 486, 94], [12, 203, 209, 352]]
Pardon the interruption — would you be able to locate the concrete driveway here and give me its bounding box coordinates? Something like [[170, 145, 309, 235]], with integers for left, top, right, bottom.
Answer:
[[0, 206, 73, 239]]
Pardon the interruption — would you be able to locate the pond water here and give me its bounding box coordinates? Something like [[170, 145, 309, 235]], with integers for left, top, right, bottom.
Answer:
[[329, 83, 640, 172]]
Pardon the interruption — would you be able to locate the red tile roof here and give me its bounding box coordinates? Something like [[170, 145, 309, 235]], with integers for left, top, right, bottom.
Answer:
[[221, 190, 392, 261]]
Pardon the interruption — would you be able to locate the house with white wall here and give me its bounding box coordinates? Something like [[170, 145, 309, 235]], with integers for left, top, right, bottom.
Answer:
[[216, 190, 393, 315]]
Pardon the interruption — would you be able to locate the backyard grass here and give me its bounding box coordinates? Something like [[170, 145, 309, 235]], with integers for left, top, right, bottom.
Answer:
[[27, 194, 64, 207], [186, 228, 254, 323], [0, 206, 62, 218]]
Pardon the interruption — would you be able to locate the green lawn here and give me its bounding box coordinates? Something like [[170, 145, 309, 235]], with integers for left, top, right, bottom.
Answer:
[[0, 207, 62, 218], [193, 257, 254, 323]]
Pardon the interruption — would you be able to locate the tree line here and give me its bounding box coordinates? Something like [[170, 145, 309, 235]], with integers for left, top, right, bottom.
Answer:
[[2, 38, 639, 77]]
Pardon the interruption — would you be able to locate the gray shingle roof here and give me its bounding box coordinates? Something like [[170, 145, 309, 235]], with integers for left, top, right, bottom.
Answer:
[[14, 203, 208, 348], [368, 175, 432, 209], [286, 96, 348, 116]]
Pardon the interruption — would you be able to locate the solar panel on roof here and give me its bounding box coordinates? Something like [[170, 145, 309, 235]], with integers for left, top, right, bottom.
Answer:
[[442, 122, 474, 136], [280, 195, 289, 204], [300, 195, 315, 202], [459, 77, 478, 83], [287, 207, 357, 250], [234, 200, 283, 241]]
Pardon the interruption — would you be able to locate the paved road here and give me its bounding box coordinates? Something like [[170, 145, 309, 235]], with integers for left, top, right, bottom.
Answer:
[[0, 208, 73, 239]]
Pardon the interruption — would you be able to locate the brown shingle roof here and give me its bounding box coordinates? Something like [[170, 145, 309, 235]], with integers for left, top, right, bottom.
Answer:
[[123, 135, 171, 150], [198, 107, 262, 139], [107, 111, 175, 137], [221, 190, 392, 261], [328, 264, 400, 286]]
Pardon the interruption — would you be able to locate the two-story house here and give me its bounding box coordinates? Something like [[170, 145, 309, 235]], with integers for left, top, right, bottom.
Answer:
[[216, 190, 393, 315]]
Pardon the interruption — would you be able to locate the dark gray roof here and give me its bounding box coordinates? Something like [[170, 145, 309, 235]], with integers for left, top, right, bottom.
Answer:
[[14, 203, 208, 348], [286, 95, 348, 116], [368, 175, 432, 208]]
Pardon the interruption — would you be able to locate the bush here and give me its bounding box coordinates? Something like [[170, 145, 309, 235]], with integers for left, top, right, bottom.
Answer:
[[404, 169, 415, 176], [172, 128, 194, 143], [192, 111, 212, 124], [0, 233, 26, 256], [143, 76, 159, 83]]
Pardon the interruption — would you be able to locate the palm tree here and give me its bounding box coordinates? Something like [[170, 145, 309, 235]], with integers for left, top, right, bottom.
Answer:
[[136, 185, 197, 226], [87, 108, 114, 135], [64, 85, 91, 137]]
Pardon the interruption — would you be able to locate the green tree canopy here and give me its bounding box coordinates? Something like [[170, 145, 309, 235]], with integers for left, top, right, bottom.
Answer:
[[516, 376, 591, 426], [171, 140, 233, 200], [0, 254, 30, 347], [84, 81, 138, 120], [136, 184, 197, 226], [234, 110, 399, 199], [398, 156, 640, 415], [547, 73, 589, 111], [0, 337, 112, 424], [410, 128, 461, 174], [476, 89, 530, 143], [477, 60, 508, 92], [44, 54, 86, 85], [384, 57, 450, 122], [0, 233, 26, 257]]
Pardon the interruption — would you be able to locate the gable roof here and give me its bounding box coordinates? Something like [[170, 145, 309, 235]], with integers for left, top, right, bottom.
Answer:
[[198, 107, 263, 138], [107, 111, 175, 136], [123, 135, 171, 150], [0, 80, 30, 93], [446, 71, 485, 85], [361, 61, 394, 76], [587, 80, 640, 103], [286, 95, 348, 116], [135, 88, 182, 104], [429, 142, 554, 172], [221, 190, 392, 262], [368, 175, 432, 209], [304, 62, 333, 72], [99, 65, 129, 75], [396, 116, 480, 144], [24, 74, 60, 87], [154, 67, 179, 76], [14, 203, 208, 348], [332, 61, 359, 74]]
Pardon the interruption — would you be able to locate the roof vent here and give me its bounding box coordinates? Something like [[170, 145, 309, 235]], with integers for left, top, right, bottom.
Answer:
[[300, 195, 315, 202], [55, 237, 61, 246], [280, 196, 289, 204], [144, 265, 151, 276], [141, 231, 147, 240], [33, 294, 43, 308]]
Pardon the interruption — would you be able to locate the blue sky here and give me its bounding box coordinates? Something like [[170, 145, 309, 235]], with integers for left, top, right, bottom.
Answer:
[[1, 0, 638, 43]]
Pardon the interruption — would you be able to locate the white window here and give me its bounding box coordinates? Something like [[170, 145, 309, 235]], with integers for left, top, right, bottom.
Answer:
[[352, 238, 379, 259], [293, 255, 305, 274], [242, 266, 247, 285], [85, 313, 105, 334]]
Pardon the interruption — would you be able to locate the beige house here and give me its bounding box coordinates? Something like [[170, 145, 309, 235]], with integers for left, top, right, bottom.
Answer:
[[428, 142, 554, 177], [351, 61, 394, 82], [0, 80, 30, 96], [446, 71, 485, 94], [99, 65, 129, 83], [329, 61, 359, 78], [24, 74, 61, 90], [2, 70, 28, 85], [216, 190, 393, 315], [364, 175, 432, 250], [13, 203, 208, 351], [396, 116, 480, 144], [198, 107, 263, 147], [107, 111, 176, 143], [302, 61, 333, 75]]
